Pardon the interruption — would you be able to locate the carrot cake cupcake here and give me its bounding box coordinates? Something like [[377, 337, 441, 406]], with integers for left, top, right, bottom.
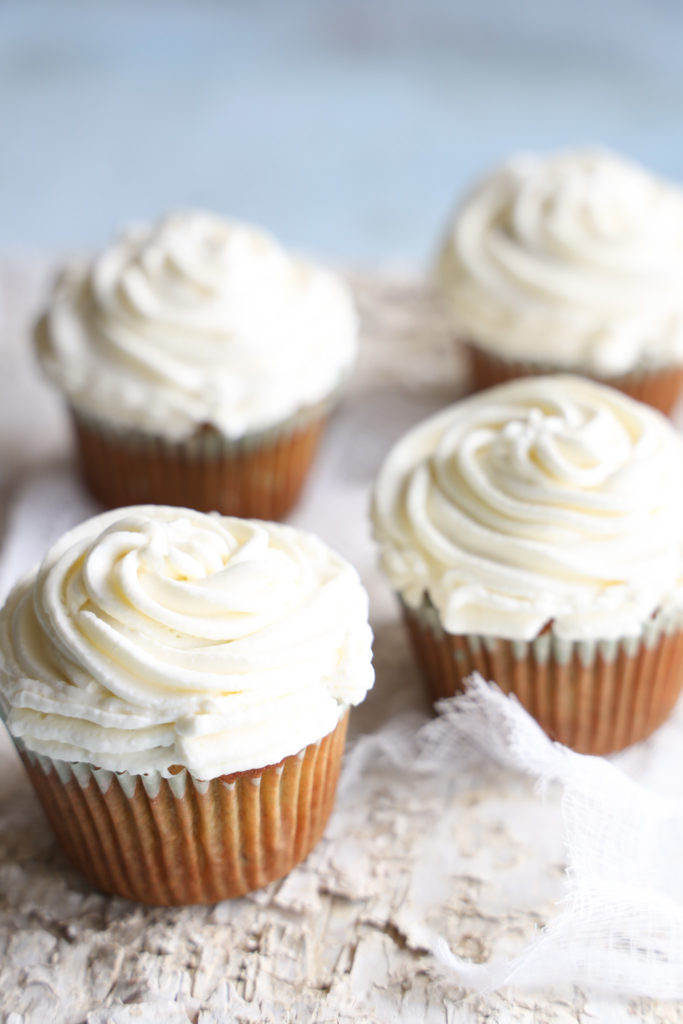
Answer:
[[372, 374, 683, 753], [435, 149, 683, 413], [35, 211, 358, 517], [0, 505, 374, 904]]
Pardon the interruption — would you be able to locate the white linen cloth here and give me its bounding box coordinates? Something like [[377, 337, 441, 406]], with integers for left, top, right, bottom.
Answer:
[[342, 677, 683, 997]]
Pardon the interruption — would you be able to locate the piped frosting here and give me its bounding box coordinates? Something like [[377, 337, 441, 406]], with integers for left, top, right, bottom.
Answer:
[[372, 375, 683, 640], [36, 211, 358, 438], [436, 149, 683, 375], [0, 506, 374, 777]]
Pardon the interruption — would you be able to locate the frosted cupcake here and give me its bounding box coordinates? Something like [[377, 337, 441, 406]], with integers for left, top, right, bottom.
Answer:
[[435, 149, 683, 414], [0, 506, 374, 904], [372, 375, 683, 754], [35, 211, 358, 517]]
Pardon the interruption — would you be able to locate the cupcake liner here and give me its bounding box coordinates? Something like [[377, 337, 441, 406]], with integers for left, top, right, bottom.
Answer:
[[462, 340, 683, 416], [15, 711, 348, 906], [402, 599, 683, 754], [70, 399, 332, 519]]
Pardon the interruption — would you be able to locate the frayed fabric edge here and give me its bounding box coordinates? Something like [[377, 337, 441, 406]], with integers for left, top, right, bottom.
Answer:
[[339, 674, 683, 998]]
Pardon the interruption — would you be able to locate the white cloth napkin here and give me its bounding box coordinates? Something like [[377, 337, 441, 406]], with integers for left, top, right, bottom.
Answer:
[[341, 676, 683, 997]]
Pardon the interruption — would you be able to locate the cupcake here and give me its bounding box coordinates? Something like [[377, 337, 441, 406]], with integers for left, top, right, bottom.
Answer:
[[0, 506, 374, 904], [435, 149, 683, 414], [371, 375, 683, 754], [35, 211, 358, 518]]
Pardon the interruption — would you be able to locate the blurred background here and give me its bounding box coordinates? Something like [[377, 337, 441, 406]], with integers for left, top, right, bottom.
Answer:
[[2, 0, 683, 268]]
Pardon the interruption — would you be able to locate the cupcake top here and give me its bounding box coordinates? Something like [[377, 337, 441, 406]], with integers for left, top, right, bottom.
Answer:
[[35, 211, 358, 439], [0, 507, 374, 778], [371, 375, 683, 641], [436, 149, 683, 376]]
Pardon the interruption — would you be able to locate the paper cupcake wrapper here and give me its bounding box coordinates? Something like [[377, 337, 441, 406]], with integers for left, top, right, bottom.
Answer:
[[402, 600, 683, 754], [462, 340, 683, 416], [70, 398, 333, 519], [14, 711, 348, 905]]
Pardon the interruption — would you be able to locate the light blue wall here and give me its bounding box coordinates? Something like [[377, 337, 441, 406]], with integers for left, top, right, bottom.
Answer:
[[2, 0, 683, 266]]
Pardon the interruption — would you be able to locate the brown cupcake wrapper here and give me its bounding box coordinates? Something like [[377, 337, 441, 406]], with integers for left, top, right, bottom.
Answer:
[[70, 397, 333, 519], [402, 599, 683, 754], [15, 711, 348, 906], [462, 340, 683, 416]]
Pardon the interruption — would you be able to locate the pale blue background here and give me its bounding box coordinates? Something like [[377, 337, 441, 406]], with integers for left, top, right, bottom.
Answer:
[[2, 0, 683, 267]]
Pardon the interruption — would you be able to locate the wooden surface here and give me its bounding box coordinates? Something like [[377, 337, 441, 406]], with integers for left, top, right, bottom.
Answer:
[[1, 265, 682, 1023]]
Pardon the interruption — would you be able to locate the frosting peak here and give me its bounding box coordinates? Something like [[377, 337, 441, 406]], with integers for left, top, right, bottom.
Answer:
[[35, 211, 358, 438], [371, 376, 683, 641], [0, 507, 374, 777], [436, 149, 683, 375]]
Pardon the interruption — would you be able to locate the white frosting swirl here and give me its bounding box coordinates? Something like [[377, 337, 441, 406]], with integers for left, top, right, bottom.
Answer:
[[436, 149, 683, 375], [372, 376, 683, 641], [35, 211, 358, 438], [0, 507, 374, 777]]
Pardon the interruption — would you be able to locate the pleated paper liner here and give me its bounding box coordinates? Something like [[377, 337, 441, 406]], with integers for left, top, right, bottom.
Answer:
[[70, 398, 332, 520], [16, 711, 348, 906], [462, 340, 683, 416], [402, 599, 683, 754]]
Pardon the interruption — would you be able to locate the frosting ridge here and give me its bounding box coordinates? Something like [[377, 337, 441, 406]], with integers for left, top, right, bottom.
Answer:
[[436, 149, 683, 375], [372, 375, 683, 640], [0, 507, 374, 777]]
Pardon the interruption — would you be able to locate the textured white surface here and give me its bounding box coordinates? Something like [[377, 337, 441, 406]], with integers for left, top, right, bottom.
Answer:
[[2, 264, 683, 1021]]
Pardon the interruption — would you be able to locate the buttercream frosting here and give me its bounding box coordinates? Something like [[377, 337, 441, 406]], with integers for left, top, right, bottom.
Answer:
[[35, 211, 358, 439], [371, 375, 683, 641], [436, 149, 683, 376], [0, 507, 374, 778]]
